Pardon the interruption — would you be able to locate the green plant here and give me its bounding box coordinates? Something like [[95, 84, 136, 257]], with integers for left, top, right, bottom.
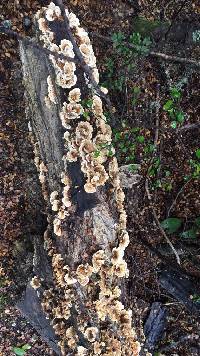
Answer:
[[12, 344, 31, 356], [195, 148, 200, 159], [191, 294, 200, 303], [112, 125, 147, 165], [143, 143, 155, 155], [133, 16, 169, 37], [81, 98, 94, 119], [160, 217, 182, 233], [148, 157, 160, 177], [103, 31, 152, 92], [128, 163, 140, 172], [137, 134, 145, 143], [103, 57, 125, 92], [131, 86, 141, 106], [149, 168, 173, 192], [187, 149, 200, 179], [129, 32, 152, 55], [180, 217, 200, 239], [94, 142, 115, 159], [81, 98, 93, 109], [163, 86, 185, 128], [112, 31, 152, 56], [161, 216, 200, 238]]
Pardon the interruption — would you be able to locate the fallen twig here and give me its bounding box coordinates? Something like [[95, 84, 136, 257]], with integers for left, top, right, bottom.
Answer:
[[150, 51, 200, 67], [167, 178, 192, 217], [145, 179, 181, 265], [91, 32, 200, 67], [144, 87, 181, 264], [178, 123, 200, 131]]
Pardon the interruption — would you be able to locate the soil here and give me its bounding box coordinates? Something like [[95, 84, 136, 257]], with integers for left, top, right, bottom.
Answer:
[[0, 0, 200, 355]]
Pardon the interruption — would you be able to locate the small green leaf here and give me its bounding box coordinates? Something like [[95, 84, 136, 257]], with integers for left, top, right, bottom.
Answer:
[[128, 164, 139, 172], [111, 31, 125, 45], [129, 142, 136, 148], [142, 37, 152, 46], [155, 179, 162, 188], [171, 121, 177, 129], [184, 175, 190, 181], [114, 132, 121, 141], [131, 127, 140, 133], [163, 182, 173, 192], [181, 229, 197, 239], [154, 158, 160, 168], [195, 217, 200, 227], [22, 345, 31, 351], [170, 87, 181, 100], [165, 170, 171, 177], [137, 135, 145, 143], [163, 100, 173, 111], [122, 147, 128, 153], [195, 149, 200, 159], [148, 168, 156, 177], [83, 111, 89, 119], [191, 294, 200, 303], [132, 86, 141, 94], [12, 348, 26, 356], [160, 217, 182, 233], [93, 150, 100, 158], [176, 111, 185, 123]]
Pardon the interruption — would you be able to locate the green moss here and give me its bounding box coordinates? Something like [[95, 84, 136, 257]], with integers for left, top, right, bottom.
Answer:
[[132, 16, 168, 36]]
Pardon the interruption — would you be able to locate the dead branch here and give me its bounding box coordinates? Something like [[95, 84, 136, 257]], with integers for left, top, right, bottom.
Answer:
[[145, 179, 181, 265], [178, 123, 200, 131], [0, 24, 112, 111], [0, 26, 78, 64], [167, 178, 193, 217], [91, 32, 200, 67], [150, 51, 200, 67]]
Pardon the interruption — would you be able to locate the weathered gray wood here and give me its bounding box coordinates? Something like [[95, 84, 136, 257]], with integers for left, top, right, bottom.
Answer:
[[19, 41, 64, 193]]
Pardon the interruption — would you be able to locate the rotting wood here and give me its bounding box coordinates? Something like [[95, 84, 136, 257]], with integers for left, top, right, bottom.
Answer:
[[143, 302, 167, 352], [18, 4, 141, 355], [159, 269, 200, 315]]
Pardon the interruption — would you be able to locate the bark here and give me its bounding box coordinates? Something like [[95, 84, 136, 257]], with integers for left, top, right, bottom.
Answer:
[[143, 302, 167, 352]]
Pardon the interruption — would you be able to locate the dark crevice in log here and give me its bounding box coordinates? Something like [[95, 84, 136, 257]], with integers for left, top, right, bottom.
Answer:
[[67, 161, 99, 215]]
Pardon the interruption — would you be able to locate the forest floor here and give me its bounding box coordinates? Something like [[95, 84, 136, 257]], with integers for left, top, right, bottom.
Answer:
[[0, 0, 200, 355]]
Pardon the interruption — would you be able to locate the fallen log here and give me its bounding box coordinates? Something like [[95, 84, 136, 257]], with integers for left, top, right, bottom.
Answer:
[[17, 2, 141, 355]]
